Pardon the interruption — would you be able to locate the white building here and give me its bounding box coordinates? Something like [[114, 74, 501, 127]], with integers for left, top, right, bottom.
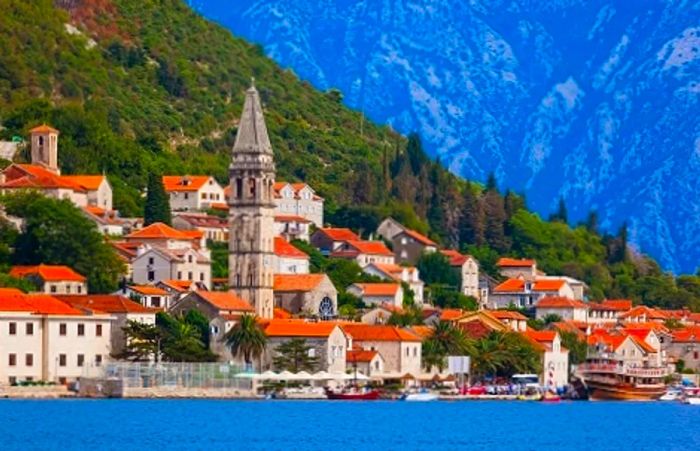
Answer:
[[9, 265, 88, 296], [441, 250, 480, 300], [118, 285, 171, 309], [363, 262, 424, 305], [489, 278, 576, 309], [524, 329, 570, 390], [274, 237, 310, 274], [263, 320, 348, 373], [0, 289, 112, 385], [535, 297, 589, 323], [347, 283, 403, 308], [162, 175, 225, 212], [274, 214, 312, 242], [172, 213, 228, 242], [330, 240, 395, 267], [273, 182, 324, 227]]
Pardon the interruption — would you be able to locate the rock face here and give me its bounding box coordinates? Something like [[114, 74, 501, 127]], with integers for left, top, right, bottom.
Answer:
[[190, 0, 700, 273]]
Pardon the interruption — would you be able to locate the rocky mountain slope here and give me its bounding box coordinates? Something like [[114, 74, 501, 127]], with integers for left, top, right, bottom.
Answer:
[[190, 0, 700, 273]]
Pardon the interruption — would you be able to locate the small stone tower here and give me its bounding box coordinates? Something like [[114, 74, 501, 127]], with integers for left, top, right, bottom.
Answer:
[[29, 124, 60, 173], [228, 81, 276, 319]]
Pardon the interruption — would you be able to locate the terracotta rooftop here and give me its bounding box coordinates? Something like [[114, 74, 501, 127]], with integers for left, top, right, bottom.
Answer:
[[274, 237, 308, 259], [126, 222, 196, 240], [440, 309, 466, 321], [341, 324, 422, 342], [162, 175, 214, 192], [61, 175, 106, 191], [274, 214, 312, 224], [10, 264, 86, 282], [400, 229, 436, 247], [29, 124, 59, 133], [490, 310, 528, 321], [351, 283, 400, 297], [316, 227, 360, 242], [0, 290, 85, 316], [273, 274, 326, 292], [56, 295, 159, 314], [497, 257, 536, 268], [264, 320, 339, 338], [440, 249, 472, 266], [194, 290, 253, 312], [347, 349, 379, 363], [127, 285, 168, 296], [536, 297, 588, 309], [341, 240, 393, 256]]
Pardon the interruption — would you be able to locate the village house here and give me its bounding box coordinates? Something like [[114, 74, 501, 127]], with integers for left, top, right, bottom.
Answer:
[[273, 237, 310, 274], [496, 258, 538, 280], [172, 213, 228, 242], [162, 175, 225, 212], [0, 125, 113, 211], [82, 206, 128, 236], [390, 229, 437, 265], [489, 278, 576, 309], [340, 324, 422, 378], [376, 217, 406, 243], [360, 304, 405, 325], [588, 299, 633, 325], [490, 310, 528, 332], [347, 283, 403, 308], [273, 274, 337, 318], [274, 214, 312, 242], [346, 348, 385, 377], [619, 306, 669, 324], [588, 330, 662, 368], [523, 329, 570, 389], [363, 262, 424, 305], [56, 294, 158, 357], [9, 265, 88, 296], [273, 182, 324, 227], [451, 310, 510, 339], [441, 250, 480, 300], [310, 227, 360, 254], [155, 279, 196, 304], [0, 288, 112, 385], [117, 285, 171, 309], [665, 327, 700, 372], [535, 297, 589, 322], [330, 240, 395, 267], [262, 320, 348, 373]]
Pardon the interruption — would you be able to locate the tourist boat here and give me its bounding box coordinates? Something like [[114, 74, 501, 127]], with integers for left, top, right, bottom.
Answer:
[[324, 387, 380, 400], [401, 389, 439, 402], [659, 387, 683, 402], [577, 357, 668, 401], [682, 387, 700, 405]]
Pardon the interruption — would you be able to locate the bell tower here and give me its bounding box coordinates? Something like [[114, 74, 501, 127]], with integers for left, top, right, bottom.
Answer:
[[29, 124, 60, 174], [228, 80, 276, 319]]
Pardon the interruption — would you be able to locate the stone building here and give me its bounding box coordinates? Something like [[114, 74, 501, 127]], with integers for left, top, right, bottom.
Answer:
[[273, 274, 337, 318], [228, 83, 276, 319]]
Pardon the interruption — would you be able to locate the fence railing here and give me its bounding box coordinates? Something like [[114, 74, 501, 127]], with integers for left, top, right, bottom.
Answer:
[[91, 362, 252, 390]]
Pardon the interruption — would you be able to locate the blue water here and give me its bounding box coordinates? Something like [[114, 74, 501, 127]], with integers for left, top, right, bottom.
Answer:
[[1, 400, 699, 450]]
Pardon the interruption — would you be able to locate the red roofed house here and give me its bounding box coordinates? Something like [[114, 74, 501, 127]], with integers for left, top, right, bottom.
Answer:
[[172, 213, 229, 242], [310, 227, 361, 254], [273, 237, 310, 274], [162, 175, 225, 212], [0, 289, 112, 385], [341, 324, 422, 377], [453, 310, 510, 339], [263, 320, 348, 372], [619, 306, 669, 324], [56, 294, 158, 357], [588, 299, 633, 325], [490, 310, 528, 332], [330, 240, 395, 267], [273, 274, 337, 318], [666, 326, 700, 372], [536, 297, 589, 322], [489, 277, 576, 309], [274, 214, 312, 242], [497, 258, 538, 280], [523, 329, 570, 389], [10, 265, 87, 295], [169, 290, 254, 360], [273, 182, 324, 227], [363, 262, 424, 305], [118, 285, 171, 309], [360, 304, 405, 325], [441, 250, 481, 301], [0, 126, 113, 211], [391, 228, 437, 265], [347, 348, 385, 376], [347, 283, 403, 308], [588, 330, 662, 367]]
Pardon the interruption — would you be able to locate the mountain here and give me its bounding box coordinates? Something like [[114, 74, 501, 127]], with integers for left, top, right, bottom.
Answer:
[[188, 0, 700, 273]]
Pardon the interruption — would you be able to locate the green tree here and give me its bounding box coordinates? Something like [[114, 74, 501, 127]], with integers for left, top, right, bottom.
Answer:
[[272, 338, 319, 372], [417, 252, 459, 287], [482, 189, 509, 252], [3, 192, 124, 293], [459, 186, 484, 246], [144, 173, 171, 226], [118, 320, 161, 361], [158, 313, 216, 362], [559, 331, 587, 366], [0, 273, 36, 292], [549, 196, 568, 224], [470, 331, 541, 380], [224, 314, 267, 370]]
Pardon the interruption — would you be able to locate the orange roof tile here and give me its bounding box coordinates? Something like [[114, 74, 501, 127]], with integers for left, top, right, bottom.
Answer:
[[274, 214, 312, 224], [352, 283, 400, 297], [533, 279, 567, 291], [400, 229, 437, 246], [10, 264, 86, 282], [0, 291, 86, 316], [497, 257, 536, 268], [317, 228, 360, 242], [264, 320, 339, 338], [162, 175, 213, 192], [601, 299, 633, 311], [274, 237, 308, 259], [273, 274, 326, 292], [347, 349, 379, 363], [341, 324, 422, 342], [128, 285, 168, 296], [536, 297, 588, 309], [61, 175, 106, 191], [29, 124, 59, 133], [55, 295, 159, 314], [126, 222, 193, 240], [343, 240, 393, 256], [525, 329, 557, 342], [3, 164, 86, 191], [410, 325, 434, 338], [493, 278, 525, 292], [619, 306, 668, 320], [440, 249, 471, 266], [274, 307, 293, 319], [159, 279, 193, 292], [672, 327, 700, 343], [490, 310, 528, 321], [195, 291, 253, 312], [440, 309, 466, 321]]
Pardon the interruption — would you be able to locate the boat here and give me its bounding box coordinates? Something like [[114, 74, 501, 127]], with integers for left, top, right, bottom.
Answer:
[[682, 387, 700, 405], [324, 387, 380, 400], [541, 391, 561, 403], [401, 389, 439, 402], [659, 387, 683, 402], [577, 356, 668, 401]]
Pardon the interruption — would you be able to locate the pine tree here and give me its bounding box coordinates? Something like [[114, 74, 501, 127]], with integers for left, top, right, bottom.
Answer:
[[485, 172, 499, 193], [459, 186, 484, 246], [482, 189, 510, 252], [406, 133, 427, 175], [550, 196, 568, 224], [586, 210, 599, 233], [144, 173, 171, 226]]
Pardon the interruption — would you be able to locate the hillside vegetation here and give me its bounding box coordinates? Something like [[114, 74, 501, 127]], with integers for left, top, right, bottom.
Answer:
[[1, 0, 700, 309]]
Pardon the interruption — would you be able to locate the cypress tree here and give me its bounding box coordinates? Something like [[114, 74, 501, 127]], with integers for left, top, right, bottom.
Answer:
[[482, 189, 509, 252], [586, 210, 599, 233], [144, 173, 171, 226], [485, 172, 499, 193], [550, 196, 568, 223], [459, 186, 484, 246]]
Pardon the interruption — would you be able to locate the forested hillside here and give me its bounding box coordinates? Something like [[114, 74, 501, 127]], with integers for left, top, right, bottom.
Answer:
[[1, 0, 700, 309]]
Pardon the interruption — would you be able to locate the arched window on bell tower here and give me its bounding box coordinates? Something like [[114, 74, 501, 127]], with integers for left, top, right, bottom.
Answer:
[[248, 178, 256, 198], [236, 178, 243, 199]]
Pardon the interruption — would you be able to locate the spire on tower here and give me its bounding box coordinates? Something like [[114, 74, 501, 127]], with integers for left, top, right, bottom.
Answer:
[[233, 81, 272, 155]]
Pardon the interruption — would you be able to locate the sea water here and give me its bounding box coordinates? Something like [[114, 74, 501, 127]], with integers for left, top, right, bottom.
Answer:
[[1, 399, 699, 450]]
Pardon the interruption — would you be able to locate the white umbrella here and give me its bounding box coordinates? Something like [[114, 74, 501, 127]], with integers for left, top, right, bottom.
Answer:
[[260, 370, 279, 380], [314, 371, 332, 380], [234, 372, 260, 379], [353, 372, 370, 381], [329, 372, 354, 381], [278, 370, 295, 380], [295, 371, 313, 380]]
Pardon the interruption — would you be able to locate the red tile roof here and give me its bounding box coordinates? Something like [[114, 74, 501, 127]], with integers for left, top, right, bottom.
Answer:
[[536, 297, 588, 309], [490, 310, 528, 321], [533, 279, 567, 291], [497, 257, 536, 268], [400, 229, 437, 246], [162, 175, 214, 192], [274, 237, 308, 259], [343, 240, 393, 256], [341, 324, 422, 342], [274, 307, 292, 319], [0, 290, 85, 316], [524, 329, 557, 343], [61, 175, 106, 191], [619, 306, 668, 320], [2, 164, 86, 191], [440, 309, 466, 321], [601, 299, 633, 311], [264, 320, 339, 338], [126, 222, 194, 240], [55, 295, 159, 314], [672, 327, 700, 343], [493, 278, 525, 292], [317, 227, 360, 242], [29, 124, 59, 133], [10, 264, 86, 282], [128, 285, 168, 296], [273, 274, 326, 292], [195, 290, 253, 312], [274, 214, 312, 224], [440, 249, 471, 266], [347, 349, 379, 363], [159, 280, 194, 292], [352, 283, 400, 297]]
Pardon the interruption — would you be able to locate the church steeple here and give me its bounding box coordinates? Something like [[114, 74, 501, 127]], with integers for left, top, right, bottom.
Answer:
[[228, 81, 276, 319]]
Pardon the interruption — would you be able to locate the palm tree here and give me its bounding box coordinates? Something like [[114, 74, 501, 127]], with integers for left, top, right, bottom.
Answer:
[[470, 331, 541, 380], [421, 339, 447, 372], [223, 314, 267, 371], [422, 321, 474, 372]]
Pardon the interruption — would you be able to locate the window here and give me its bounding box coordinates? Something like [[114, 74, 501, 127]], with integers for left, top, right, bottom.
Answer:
[[406, 347, 409, 357], [59, 354, 67, 367], [148, 257, 154, 265], [8, 376, 16, 385], [9, 322, 16, 335], [50, 285, 57, 293], [77, 324, 85, 336], [66, 285, 71, 294], [152, 297, 161, 308], [199, 273, 204, 282], [8, 354, 16, 366], [184, 193, 189, 200], [236, 178, 243, 199], [374, 361, 380, 371], [77, 285, 82, 294], [25, 354, 33, 367], [188, 255, 193, 263], [248, 178, 256, 197], [26, 323, 33, 335], [148, 271, 155, 282], [77, 354, 85, 367], [188, 271, 193, 280], [96, 324, 103, 337], [95, 355, 103, 367], [308, 348, 316, 358], [413, 347, 417, 357], [59, 323, 67, 336], [201, 192, 206, 200]]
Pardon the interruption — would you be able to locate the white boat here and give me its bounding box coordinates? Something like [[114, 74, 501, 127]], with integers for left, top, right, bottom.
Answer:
[[659, 388, 682, 402], [402, 390, 439, 402], [682, 387, 700, 405]]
